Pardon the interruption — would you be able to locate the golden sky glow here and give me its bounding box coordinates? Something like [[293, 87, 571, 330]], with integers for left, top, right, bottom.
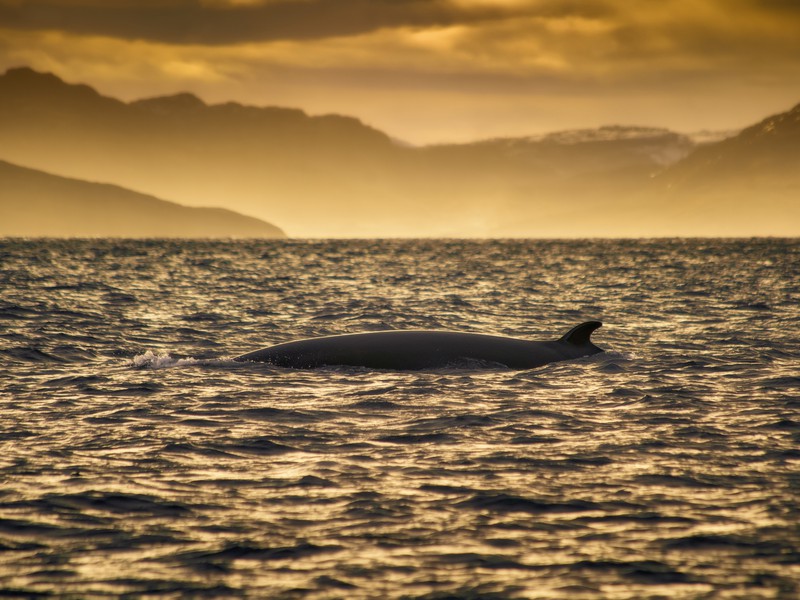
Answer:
[[2, 0, 800, 143]]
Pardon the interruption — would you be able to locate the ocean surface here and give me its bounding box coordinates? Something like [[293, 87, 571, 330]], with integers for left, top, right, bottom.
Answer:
[[1, 238, 798, 599]]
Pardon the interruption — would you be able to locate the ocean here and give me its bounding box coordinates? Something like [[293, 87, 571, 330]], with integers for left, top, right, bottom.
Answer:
[[1, 238, 798, 599]]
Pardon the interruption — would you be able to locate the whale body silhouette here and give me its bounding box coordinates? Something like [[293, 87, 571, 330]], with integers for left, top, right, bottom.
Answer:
[[233, 321, 603, 370]]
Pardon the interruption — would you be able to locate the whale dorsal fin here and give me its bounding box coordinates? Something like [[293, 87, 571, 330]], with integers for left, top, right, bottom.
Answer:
[[559, 321, 602, 345]]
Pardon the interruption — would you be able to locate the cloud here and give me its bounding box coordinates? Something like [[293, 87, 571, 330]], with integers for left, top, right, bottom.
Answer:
[[0, 27, 245, 88], [0, 0, 514, 44], [0, 0, 631, 49], [4, 0, 800, 91], [2, 0, 800, 143]]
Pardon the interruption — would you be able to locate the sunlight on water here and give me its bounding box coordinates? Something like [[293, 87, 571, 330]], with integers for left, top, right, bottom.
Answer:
[[0, 238, 798, 598]]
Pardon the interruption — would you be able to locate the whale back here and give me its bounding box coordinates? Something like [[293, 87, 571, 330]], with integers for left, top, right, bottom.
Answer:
[[235, 321, 605, 370]]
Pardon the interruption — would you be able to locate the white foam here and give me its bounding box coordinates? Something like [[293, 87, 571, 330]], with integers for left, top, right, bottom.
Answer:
[[130, 350, 200, 370]]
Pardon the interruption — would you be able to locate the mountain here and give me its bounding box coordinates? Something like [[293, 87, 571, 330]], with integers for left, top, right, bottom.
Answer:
[[658, 102, 800, 187], [0, 67, 693, 237], [408, 127, 696, 237], [0, 66, 797, 237], [0, 160, 286, 238], [0, 67, 403, 237], [637, 103, 800, 236]]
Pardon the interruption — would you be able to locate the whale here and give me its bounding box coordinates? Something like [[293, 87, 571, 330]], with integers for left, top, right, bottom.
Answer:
[[233, 321, 603, 371]]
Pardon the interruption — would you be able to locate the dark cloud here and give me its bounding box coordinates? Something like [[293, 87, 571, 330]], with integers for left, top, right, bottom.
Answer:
[[607, 2, 800, 66], [0, 0, 626, 45], [0, 0, 509, 44], [2, 0, 799, 56], [747, 0, 800, 12]]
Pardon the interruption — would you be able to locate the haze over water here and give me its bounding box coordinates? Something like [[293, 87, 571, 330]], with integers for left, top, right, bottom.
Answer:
[[1, 238, 798, 598]]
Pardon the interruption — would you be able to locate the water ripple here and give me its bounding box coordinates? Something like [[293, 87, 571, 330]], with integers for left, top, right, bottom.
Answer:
[[0, 238, 798, 598]]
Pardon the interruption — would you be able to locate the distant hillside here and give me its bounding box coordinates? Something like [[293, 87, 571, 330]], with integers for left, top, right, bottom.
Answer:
[[0, 67, 693, 237], [658, 102, 800, 188], [639, 103, 800, 236], [0, 67, 401, 237], [0, 160, 285, 238], [0, 66, 798, 237]]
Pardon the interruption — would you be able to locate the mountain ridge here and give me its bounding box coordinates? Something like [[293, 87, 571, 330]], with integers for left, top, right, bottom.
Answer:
[[0, 159, 286, 238], [1, 66, 797, 237]]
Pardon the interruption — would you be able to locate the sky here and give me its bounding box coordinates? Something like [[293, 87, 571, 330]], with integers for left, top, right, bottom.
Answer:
[[2, 0, 800, 145]]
